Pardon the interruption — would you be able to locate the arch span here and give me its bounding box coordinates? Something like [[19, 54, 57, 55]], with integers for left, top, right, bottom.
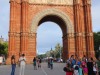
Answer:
[[30, 8, 74, 34], [30, 8, 75, 61]]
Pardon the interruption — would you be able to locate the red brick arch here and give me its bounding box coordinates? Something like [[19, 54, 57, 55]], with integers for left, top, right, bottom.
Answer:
[[30, 8, 74, 34], [7, 0, 95, 64]]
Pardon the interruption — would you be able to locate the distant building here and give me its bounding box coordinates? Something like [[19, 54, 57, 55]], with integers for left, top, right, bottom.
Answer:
[[0, 36, 4, 44], [0, 36, 8, 44]]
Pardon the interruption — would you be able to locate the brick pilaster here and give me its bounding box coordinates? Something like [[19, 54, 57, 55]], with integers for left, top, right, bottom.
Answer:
[[8, 1, 17, 56], [83, 0, 95, 58], [73, 0, 83, 57], [63, 33, 75, 61], [20, 0, 29, 54]]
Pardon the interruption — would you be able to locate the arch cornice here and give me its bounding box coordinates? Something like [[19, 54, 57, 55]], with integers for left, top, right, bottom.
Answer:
[[30, 8, 74, 34]]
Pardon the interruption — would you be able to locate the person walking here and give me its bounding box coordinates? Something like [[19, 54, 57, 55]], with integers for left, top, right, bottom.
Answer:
[[48, 58, 50, 68], [37, 58, 41, 68], [11, 55, 16, 75], [19, 54, 26, 75], [50, 59, 53, 70], [33, 57, 37, 70]]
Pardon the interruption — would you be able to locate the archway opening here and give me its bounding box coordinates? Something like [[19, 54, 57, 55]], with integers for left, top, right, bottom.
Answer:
[[36, 14, 69, 61], [37, 22, 62, 56], [36, 15, 68, 60]]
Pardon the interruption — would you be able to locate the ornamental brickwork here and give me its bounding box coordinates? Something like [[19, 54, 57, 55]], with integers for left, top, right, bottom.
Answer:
[[7, 0, 95, 64]]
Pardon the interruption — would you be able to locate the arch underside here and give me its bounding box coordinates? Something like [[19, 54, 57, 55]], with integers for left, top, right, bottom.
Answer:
[[30, 8, 74, 35]]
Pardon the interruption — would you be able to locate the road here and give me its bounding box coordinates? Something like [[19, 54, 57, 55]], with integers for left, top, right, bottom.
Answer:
[[0, 63, 66, 75]]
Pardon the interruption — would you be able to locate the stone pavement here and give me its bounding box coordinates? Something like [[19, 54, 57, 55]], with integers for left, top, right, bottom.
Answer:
[[0, 63, 66, 75]]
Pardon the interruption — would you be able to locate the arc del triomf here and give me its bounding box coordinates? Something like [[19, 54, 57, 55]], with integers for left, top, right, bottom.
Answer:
[[7, 0, 95, 64]]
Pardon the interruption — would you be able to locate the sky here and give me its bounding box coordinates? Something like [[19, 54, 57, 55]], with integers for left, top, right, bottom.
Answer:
[[0, 0, 100, 54]]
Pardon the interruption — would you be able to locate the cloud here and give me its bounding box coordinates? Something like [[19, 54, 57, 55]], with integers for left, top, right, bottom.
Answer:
[[0, 0, 10, 40], [37, 22, 62, 54], [92, 0, 100, 32], [92, 0, 100, 7]]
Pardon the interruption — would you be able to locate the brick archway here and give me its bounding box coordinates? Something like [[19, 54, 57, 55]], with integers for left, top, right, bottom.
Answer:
[[30, 8, 75, 61], [30, 8, 74, 34], [7, 0, 95, 64]]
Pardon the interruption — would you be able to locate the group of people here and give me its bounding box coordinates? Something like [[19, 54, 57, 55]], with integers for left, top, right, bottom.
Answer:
[[47, 58, 53, 69], [11, 54, 26, 75], [10, 54, 100, 75], [10, 54, 42, 75], [33, 57, 42, 70], [63, 55, 100, 75]]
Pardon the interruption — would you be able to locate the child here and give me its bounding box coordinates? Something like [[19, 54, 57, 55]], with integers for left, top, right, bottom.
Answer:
[[79, 65, 84, 75], [73, 64, 79, 75]]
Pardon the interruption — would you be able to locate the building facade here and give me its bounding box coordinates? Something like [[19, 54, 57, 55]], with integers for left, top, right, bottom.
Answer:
[[0, 36, 4, 44], [7, 0, 95, 64]]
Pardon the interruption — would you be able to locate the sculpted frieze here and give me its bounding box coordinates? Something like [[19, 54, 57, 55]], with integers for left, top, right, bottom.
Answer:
[[29, 0, 73, 5]]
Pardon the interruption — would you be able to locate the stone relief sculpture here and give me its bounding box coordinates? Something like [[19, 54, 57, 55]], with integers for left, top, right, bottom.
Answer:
[[29, 0, 73, 5]]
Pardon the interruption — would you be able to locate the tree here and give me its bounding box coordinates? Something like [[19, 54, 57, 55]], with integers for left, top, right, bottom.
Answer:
[[0, 42, 8, 57], [94, 32, 100, 58], [54, 43, 62, 58], [44, 43, 62, 58], [37, 54, 46, 59]]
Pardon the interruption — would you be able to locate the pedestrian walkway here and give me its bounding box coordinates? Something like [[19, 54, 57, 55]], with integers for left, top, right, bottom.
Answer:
[[0, 63, 66, 75]]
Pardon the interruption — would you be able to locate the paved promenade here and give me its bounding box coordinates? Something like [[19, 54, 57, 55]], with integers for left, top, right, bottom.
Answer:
[[0, 63, 66, 75]]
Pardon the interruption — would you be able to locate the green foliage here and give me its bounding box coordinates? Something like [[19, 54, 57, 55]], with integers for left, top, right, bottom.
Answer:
[[37, 54, 46, 59], [94, 32, 100, 58], [54, 43, 62, 58], [44, 43, 62, 58], [94, 32, 100, 50], [0, 42, 8, 57]]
